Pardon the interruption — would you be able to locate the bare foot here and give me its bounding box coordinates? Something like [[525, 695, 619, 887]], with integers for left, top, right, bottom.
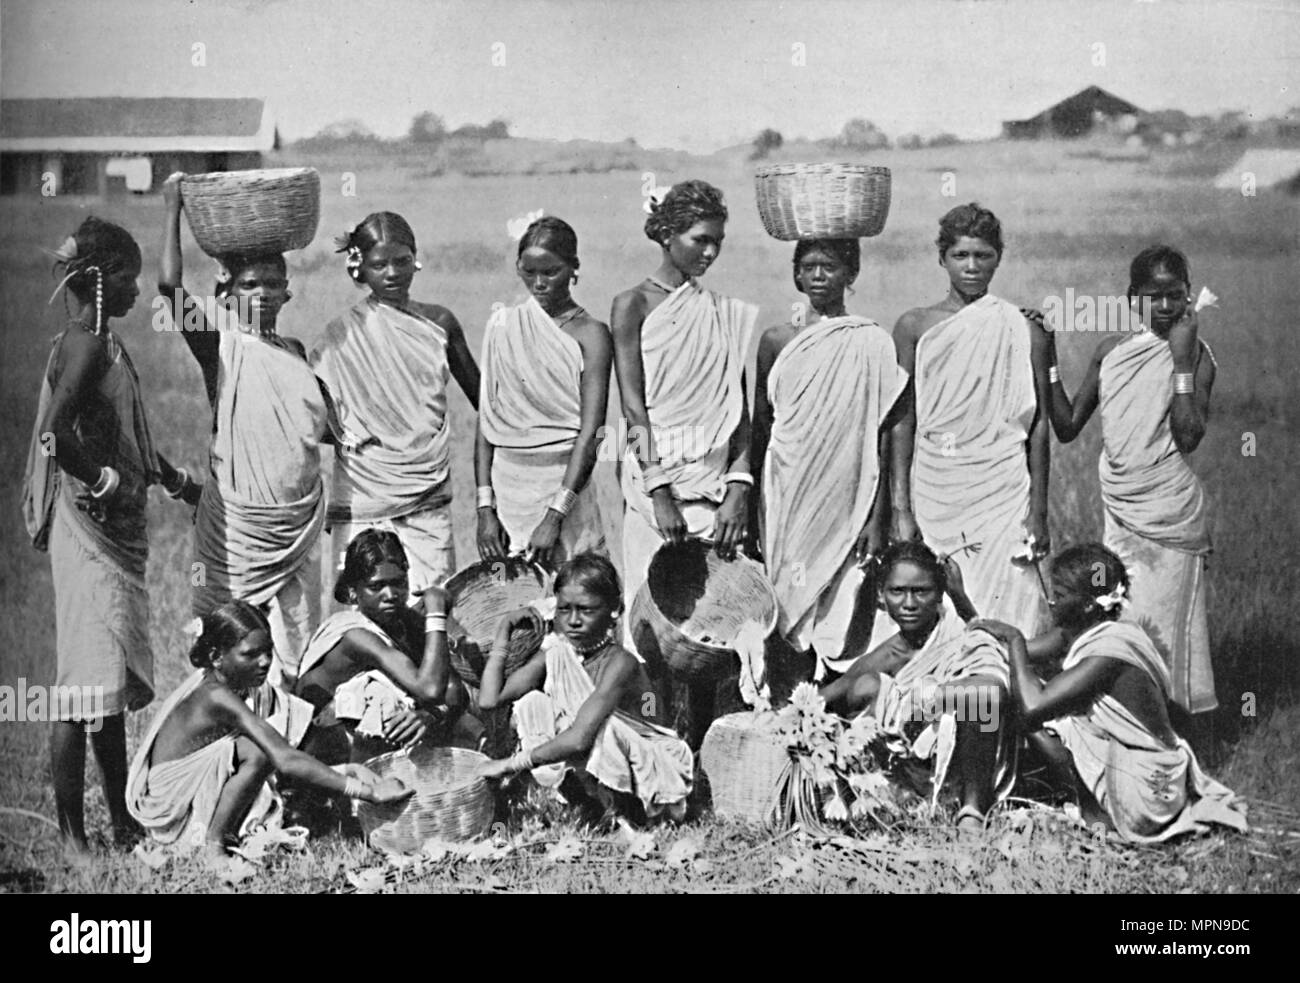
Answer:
[[954, 805, 986, 836], [112, 817, 145, 850]]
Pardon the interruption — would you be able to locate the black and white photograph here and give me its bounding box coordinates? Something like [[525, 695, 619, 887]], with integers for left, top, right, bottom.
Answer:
[[0, 0, 1296, 918]]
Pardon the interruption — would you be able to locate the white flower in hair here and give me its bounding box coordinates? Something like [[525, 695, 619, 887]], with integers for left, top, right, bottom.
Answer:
[[507, 209, 546, 242], [1193, 286, 1218, 312], [641, 187, 672, 215], [52, 235, 79, 263], [182, 616, 205, 639], [1093, 583, 1128, 612], [213, 260, 232, 285]]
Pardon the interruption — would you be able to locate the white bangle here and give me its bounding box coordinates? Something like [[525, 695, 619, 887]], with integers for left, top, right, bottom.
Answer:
[[723, 471, 754, 487], [91, 466, 120, 499], [166, 467, 190, 500], [476, 486, 496, 510], [1048, 366, 1060, 384], [343, 777, 367, 798], [1173, 372, 1195, 395], [425, 613, 448, 634], [549, 487, 578, 516], [508, 748, 537, 773]]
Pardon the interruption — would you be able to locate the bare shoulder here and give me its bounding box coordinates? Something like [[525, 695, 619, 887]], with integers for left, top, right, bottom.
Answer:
[[1093, 333, 1127, 364], [569, 310, 612, 346], [759, 321, 798, 356], [412, 300, 462, 334], [610, 285, 652, 338], [893, 306, 943, 343]]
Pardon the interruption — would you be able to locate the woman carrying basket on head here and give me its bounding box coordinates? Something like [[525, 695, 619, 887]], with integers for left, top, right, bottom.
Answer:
[[476, 215, 611, 570], [752, 238, 909, 682], [22, 218, 200, 856], [158, 172, 333, 685]]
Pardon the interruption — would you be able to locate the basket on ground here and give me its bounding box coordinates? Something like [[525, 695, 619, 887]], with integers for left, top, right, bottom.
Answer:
[[629, 538, 777, 681], [445, 556, 550, 686], [699, 711, 789, 823], [356, 744, 495, 852], [754, 162, 891, 240], [180, 167, 321, 256]]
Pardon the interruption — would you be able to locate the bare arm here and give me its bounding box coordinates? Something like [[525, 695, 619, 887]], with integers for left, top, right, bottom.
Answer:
[[342, 614, 451, 707], [972, 620, 1122, 730], [159, 172, 220, 407], [1167, 313, 1215, 454], [42, 330, 110, 488], [440, 309, 481, 411], [476, 609, 549, 710], [1045, 328, 1110, 443], [749, 329, 782, 554], [1026, 316, 1053, 554], [888, 312, 921, 541]]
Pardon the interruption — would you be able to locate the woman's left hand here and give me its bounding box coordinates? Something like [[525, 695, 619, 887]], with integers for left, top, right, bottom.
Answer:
[[383, 708, 434, 747], [477, 758, 514, 781], [1027, 513, 1051, 561], [525, 512, 563, 569], [970, 619, 1023, 645], [1167, 308, 1200, 369], [714, 484, 749, 560]]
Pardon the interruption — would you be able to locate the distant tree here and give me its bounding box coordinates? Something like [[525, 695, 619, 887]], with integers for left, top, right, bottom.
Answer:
[[926, 132, 961, 148], [296, 118, 383, 149], [896, 133, 923, 150], [837, 118, 890, 151], [451, 118, 512, 141], [409, 111, 447, 144], [750, 127, 784, 160]]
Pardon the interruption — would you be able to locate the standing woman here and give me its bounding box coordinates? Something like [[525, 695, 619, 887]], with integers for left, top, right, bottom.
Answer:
[[610, 180, 758, 625], [158, 173, 330, 684], [476, 216, 611, 568], [22, 218, 198, 855], [1040, 245, 1218, 715], [311, 212, 479, 673], [889, 203, 1053, 639], [752, 239, 909, 679]]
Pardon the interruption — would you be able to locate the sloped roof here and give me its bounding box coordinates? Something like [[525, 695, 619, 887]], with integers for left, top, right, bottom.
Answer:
[[0, 98, 273, 152], [1214, 149, 1300, 189], [1005, 86, 1142, 126]]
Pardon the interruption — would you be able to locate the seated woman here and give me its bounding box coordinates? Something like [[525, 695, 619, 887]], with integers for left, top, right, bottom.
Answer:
[[974, 544, 1247, 844], [477, 553, 692, 824], [127, 601, 408, 854], [295, 529, 466, 764], [820, 541, 1055, 830]]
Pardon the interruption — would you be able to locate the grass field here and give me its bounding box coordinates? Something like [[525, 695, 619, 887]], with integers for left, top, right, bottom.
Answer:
[[2, 137, 1299, 892]]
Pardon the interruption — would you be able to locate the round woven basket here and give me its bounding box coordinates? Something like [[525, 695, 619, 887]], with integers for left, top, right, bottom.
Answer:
[[180, 167, 321, 257], [444, 557, 549, 686], [699, 712, 789, 823], [356, 745, 495, 853], [754, 162, 891, 240], [629, 539, 777, 681]]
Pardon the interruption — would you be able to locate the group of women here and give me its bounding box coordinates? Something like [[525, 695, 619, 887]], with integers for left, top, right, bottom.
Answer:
[[22, 171, 1245, 857]]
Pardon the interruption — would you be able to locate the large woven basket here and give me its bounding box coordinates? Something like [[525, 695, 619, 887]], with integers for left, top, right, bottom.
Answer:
[[445, 557, 549, 686], [754, 162, 891, 240], [180, 167, 321, 256], [356, 745, 495, 853], [699, 712, 789, 823], [629, 539, 777, 681]]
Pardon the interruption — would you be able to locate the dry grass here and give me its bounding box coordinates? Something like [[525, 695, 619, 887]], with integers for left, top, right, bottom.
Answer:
[[2, 139, 1298, 892]]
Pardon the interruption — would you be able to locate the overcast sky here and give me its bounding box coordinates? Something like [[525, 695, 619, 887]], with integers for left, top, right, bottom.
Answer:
[[2, 0, 1296, 151]]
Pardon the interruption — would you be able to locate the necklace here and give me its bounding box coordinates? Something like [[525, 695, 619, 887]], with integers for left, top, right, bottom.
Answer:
[[572, 629, 617, 657], [549, 304, 586, 329], [646, 275, 691, 294]]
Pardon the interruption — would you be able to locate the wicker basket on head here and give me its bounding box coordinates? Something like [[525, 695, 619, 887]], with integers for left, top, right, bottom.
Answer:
[[356, 744, 495, 853], [445, 557, 549, 687], [180, 167, 321, 257], [629, 539, 777, 681], [700, 711, 789, 823], [754, 162, 891, 240]]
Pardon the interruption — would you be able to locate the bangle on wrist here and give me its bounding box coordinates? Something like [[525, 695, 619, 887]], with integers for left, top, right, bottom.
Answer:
[[507, 748, 537, 773], [723, 471, 754, 487], [476, 486, 496, 510], [549, 487, 578, 516], [424, 613, 448, 634], [343, 777, 368, 798], [165, 467, 190, 500], [1173, 372, 1194, 395], [1048, 365, 1060, 384], [91, 466, 120, 500]]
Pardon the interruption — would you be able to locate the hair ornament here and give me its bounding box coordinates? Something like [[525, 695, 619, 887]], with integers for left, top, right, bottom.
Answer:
[[641, 187, 671, 216], [1093, 582, 1128, 612]]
